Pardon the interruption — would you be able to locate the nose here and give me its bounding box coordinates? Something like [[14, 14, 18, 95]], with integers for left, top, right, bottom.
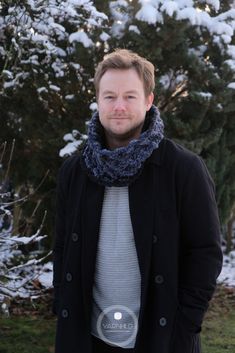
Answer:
[[113, 97, 126, 111]]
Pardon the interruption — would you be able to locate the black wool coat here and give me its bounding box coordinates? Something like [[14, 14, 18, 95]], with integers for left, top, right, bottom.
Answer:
[[52, 137, 223, 353]]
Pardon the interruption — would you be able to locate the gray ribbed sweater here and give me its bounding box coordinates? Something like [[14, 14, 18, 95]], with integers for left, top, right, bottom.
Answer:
[[91, 186, 141, 348]]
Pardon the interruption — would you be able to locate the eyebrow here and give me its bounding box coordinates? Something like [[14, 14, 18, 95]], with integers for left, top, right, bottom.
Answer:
[[101, 90, 139, 95]]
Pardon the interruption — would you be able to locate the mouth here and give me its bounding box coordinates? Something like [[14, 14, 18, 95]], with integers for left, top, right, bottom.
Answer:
[[110, 117, 129, 120]]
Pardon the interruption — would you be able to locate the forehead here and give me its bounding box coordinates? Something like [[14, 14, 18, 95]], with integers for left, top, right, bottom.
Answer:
[[99, 68, 144, 93]]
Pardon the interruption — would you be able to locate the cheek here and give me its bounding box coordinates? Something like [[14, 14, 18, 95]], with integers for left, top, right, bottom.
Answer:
[[98, 102, 111, 113], [97, 105, 105, 117]]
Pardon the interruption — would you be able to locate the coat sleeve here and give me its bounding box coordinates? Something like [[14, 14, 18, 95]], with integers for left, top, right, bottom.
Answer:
[[52, 160, 69, 315], [172, 154, 223, 352]]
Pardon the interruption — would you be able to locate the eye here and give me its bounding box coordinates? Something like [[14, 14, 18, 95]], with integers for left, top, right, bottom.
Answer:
[[127, 95, 136, 99], [104, 96, 114, 100]]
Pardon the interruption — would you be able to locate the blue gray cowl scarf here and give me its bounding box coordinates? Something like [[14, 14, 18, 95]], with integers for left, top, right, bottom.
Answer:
[[80, 104, 164, 187]]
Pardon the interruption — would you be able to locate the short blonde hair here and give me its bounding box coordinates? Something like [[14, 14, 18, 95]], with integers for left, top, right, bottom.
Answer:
[[94, 49, 155, 98]]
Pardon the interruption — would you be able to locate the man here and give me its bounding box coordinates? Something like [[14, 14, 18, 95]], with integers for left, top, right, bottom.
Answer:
[[52, 49, 223, 353]]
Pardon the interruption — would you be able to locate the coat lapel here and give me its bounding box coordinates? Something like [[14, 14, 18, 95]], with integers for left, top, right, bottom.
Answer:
[[129, 139, 165, 337], [129, 163, 157, 335], [81, 178, 105, 326]]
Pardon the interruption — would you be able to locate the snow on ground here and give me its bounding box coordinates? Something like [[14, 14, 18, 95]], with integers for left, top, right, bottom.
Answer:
[[217, 250, 235, 287]]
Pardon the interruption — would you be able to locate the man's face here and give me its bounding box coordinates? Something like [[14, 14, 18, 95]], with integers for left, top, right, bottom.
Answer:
[[97, 68, 154, 149]]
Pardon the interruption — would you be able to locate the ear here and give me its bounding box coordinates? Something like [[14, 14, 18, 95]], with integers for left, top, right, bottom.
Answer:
[[146, 92, 154, 111]]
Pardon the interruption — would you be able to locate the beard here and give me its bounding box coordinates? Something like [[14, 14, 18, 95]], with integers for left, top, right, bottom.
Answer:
[[104, 118, 145, 142], [99, 110, 147, 149]]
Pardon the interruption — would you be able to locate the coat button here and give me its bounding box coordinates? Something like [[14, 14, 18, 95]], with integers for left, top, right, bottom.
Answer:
[[153, 234, 158, 243], [72, 232, 79, 242], [61, 309, 69, 318], [159, 317, 167, 327], [155, 275, 164, 284], [66, 272, 72, 282]]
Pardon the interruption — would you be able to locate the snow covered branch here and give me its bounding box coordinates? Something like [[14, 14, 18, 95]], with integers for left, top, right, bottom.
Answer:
[[0, 144, 52, 315]]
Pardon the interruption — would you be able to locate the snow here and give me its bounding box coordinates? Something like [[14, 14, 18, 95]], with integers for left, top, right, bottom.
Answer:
[[196, 91, 212, 99], [49, 84, 61, 92], [227, 45, 235, 59], [209, 21, 233, 37], [0, 0, 108, 88], [159, 71, 187, 91], [160, 1, 179, 17], [227, 82, 235, 89], [0, 46, 5, 57], [50, 22, 66, 32], [177, 7, 207, 26], [216, 9, 235, 22], [21, 56, 40, 65], [51, 61, 65, 77], [218, 251, 235, 287], [1, 0, 234, 99], [89, 102, 98, 111], [3, 81, 15, 89], [9, 234, 47, 245], [37, 262, 53, 288], [110, 0, 131, 37], [128, 25, 141, 34], [60, 129, 88, 157], [221, 34, 232, 44], [159, 74, 171, 89], [134, 1, 234, 50], [225, 59, 235, 71], [31, 34, 49, 43], [0, 257, 53, 300], [63, 131, 78, 142], [2, 70, 13, 79], [37, 87, 48, 94], [37, 271, 53, 288], [100, 32, 110, 41], [175, 74, 187, 84], [59, 140, 83, 157], [136, 5, 163, 25], [70, 62, 81, 70], [56, 48, 67, 57], [0, 173, 50, 304], [69, 31, 94, 47], [65, 94, 75, 100], [206, 0, 220, 11]]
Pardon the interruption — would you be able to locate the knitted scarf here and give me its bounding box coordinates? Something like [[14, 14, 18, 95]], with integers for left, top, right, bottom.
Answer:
[[80, 104, 164, 187]]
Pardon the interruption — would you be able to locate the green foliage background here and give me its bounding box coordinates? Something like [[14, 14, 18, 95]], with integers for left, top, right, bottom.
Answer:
[[0, 0, 234, 248]]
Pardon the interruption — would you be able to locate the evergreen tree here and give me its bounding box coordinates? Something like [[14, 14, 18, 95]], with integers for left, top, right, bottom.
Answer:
[[94, 0, 235, 231], [0, 0, 234, 245], [0, 0, 107, 236]]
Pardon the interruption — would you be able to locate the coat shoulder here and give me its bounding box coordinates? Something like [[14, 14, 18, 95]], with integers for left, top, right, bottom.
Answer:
[[151, 137, 202, 170], [57, 151, 82, 186], [162, 138, 214, 186], [163, 138, 199, 165]]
